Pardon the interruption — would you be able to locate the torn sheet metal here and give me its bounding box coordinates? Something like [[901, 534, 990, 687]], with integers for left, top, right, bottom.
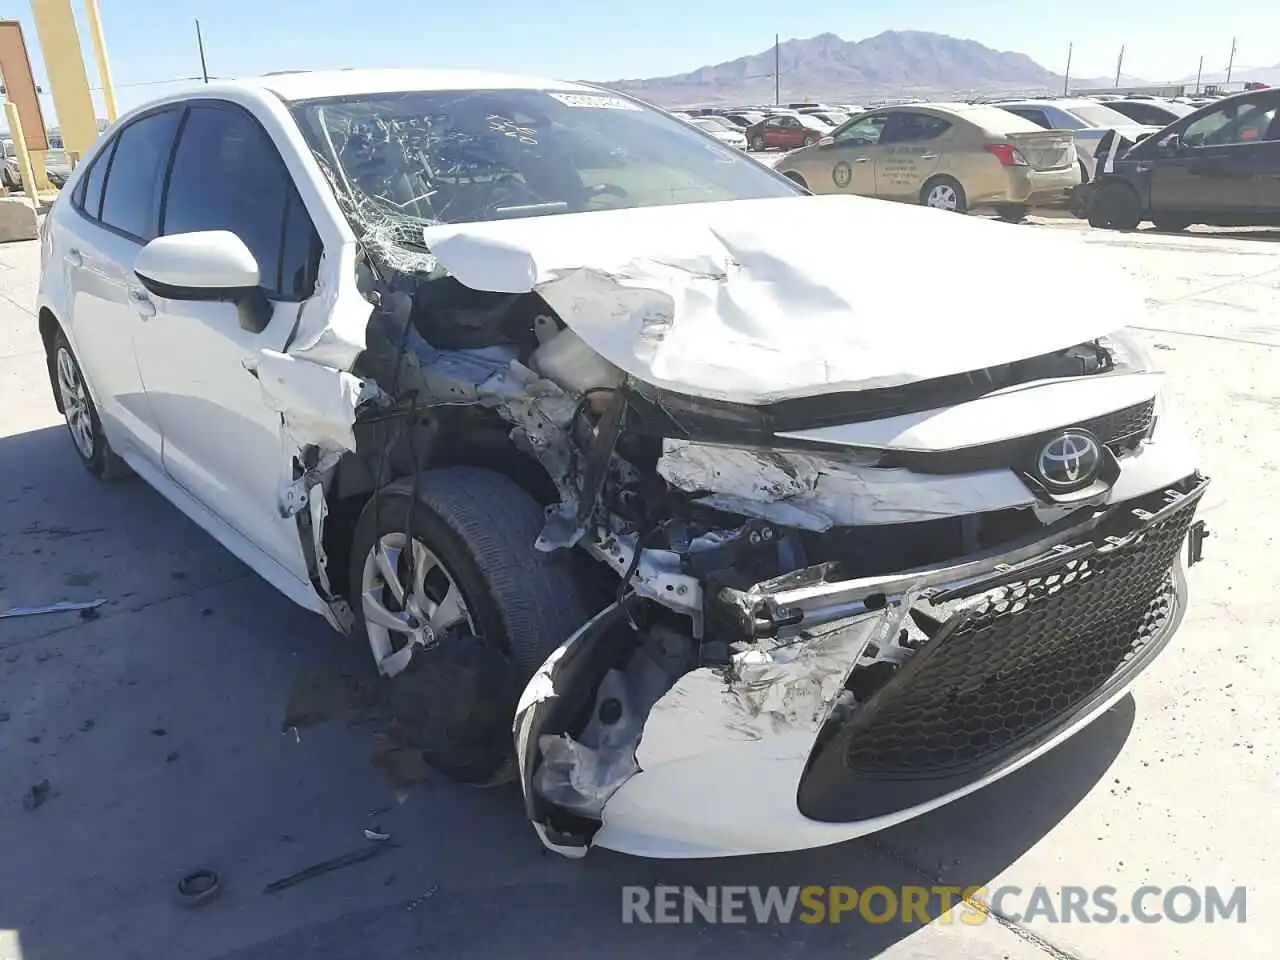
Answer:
[[252, 349, 381, 452], [0, 598, 108, 620], [656, 439, 1036, 530], [281, 245, 375, 370], [421, 194, 1143, 405], [634, 605, 908, 770]]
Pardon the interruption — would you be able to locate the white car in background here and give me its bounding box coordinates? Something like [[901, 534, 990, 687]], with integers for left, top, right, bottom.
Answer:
[[688, 115, 749, 149], [37, 69, 1208, 860], [992, 98, 1161, 180]]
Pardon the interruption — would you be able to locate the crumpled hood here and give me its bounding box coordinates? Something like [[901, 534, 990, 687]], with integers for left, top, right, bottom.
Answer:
[[422, 195, 1141, 404]]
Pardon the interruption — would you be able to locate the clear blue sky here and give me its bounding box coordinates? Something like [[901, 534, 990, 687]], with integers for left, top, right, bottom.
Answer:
[[11, 0, 1280, 122]]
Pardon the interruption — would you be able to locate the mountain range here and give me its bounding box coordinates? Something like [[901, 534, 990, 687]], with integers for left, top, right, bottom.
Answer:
[[597, 31, 1136, 106]]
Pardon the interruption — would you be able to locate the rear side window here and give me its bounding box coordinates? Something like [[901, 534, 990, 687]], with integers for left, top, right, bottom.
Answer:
[[73, 139, 115, 219], [99, 109, 182, 241], [162, 103, 319, 301]]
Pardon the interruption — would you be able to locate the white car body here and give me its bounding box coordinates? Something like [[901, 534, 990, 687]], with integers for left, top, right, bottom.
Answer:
[[37, 70, 1208, 860], [992, 99, 1160, 180], [688, 116, 749, 150]]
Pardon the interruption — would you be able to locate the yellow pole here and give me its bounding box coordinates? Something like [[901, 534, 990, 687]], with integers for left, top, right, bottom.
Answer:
[[28, 0, 99, 162], [81, 0, 117, 122], [4, 101, 41, 205]]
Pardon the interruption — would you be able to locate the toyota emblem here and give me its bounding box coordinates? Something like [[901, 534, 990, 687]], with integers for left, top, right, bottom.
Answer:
[[1036, 430, 1102, 489]]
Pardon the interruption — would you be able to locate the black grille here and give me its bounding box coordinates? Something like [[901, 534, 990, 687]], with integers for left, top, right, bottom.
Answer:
[[884, 398, 1156, 475], [797, 480, 1203, 822]]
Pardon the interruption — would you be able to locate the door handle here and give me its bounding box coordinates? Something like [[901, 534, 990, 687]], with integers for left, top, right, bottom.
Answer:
[[129, 288, 156, 319], [920, 154, 939, 160], [66, 248, 83, 268], [854, 157, 871, 163]]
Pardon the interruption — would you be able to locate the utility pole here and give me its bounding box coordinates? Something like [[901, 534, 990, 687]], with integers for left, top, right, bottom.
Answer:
[[1225, 37, 1236, 85], [774, 33, 780, 105], [195, 19, 209, 84], [1195, 55, 1203, 95], [1114, 44, 1125, 88], [1062, 41, 1073, 95]]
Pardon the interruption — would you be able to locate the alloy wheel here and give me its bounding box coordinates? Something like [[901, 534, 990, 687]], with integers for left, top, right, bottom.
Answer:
[[927, 184, 959, 210], [361, 532, 474, 677], [56, 345, 95, 460]]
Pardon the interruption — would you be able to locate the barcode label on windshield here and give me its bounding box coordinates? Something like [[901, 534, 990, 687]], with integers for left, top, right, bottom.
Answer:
[[547, 92, 641, 110]]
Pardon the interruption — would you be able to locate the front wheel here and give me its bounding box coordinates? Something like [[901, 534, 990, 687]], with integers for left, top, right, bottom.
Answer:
[[348, 467, 594, 783], [1087, 182, 1142, 230], [920, 177, 967, 214], [751, 135, 766, 151], [803, 134, 818, 146]]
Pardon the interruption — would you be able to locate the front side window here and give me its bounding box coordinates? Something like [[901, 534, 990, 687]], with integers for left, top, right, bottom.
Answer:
[[98, 109, 182, 241], [291, 88, 797, 229], [834, 114, 886, 146], [1180, 95, 1279, 147], [162, 103, 318, 300]]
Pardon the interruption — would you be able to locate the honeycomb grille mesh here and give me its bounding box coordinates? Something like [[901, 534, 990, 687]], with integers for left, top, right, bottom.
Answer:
[[842, 495, 1194, 779]]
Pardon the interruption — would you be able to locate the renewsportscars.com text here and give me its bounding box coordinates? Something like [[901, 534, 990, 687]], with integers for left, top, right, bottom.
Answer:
[[621, 884, 1247, 925]]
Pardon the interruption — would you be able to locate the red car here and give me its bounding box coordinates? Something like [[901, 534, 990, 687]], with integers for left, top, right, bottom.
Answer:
[[744, 113, 832, 151]]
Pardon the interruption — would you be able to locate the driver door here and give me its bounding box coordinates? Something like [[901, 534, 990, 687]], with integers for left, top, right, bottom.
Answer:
[[130, 100, 323, 580], [1150, 93, 1280, 214], [819, 113, 887, 195]]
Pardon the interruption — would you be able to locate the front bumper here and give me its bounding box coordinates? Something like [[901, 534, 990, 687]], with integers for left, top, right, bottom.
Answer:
[[519, 475, 1208, 859]]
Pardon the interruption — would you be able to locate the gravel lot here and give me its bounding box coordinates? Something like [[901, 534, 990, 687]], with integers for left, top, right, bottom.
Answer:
[[1, 217, 1276, 960]]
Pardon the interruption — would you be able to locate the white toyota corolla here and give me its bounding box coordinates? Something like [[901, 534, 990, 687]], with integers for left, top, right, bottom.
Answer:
[[37, 69, 1209, 859]]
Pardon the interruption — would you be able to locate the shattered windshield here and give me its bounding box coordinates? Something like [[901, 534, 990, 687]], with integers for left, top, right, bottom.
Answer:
[[290, 87, 798, 237]]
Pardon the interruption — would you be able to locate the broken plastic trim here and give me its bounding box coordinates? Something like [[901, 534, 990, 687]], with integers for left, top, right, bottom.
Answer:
[[716, 474, 1209, 640]]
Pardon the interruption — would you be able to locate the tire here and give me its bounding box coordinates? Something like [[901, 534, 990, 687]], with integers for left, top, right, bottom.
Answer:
[[48, 330, 132, 480], [751, 135, 766, 151], [1151, 216, 1192, 233], [349, 467, 595, 783], [1087, 182, 1142, 230], [803, 134, 818, 146], [995, 204, 1030, 223], [920, 176, 967, 213]]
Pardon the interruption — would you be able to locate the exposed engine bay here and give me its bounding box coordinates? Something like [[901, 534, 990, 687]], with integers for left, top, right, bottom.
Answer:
[[259, 87, 1207, 856]]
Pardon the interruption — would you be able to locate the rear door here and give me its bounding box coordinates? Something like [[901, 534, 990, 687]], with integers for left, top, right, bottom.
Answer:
[[873, 111, 949, 200], [59, 107, 184, 471]]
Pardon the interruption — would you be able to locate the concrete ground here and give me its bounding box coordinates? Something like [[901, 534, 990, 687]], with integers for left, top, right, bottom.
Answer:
[[1, 217, 1276, 960]]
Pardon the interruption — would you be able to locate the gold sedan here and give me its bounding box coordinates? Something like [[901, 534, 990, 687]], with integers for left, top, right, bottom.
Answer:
[[774, 103, 1081, 222]]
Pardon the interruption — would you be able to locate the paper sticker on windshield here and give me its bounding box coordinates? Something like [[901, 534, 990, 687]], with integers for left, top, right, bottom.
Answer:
[[547, 92, 640, 110]]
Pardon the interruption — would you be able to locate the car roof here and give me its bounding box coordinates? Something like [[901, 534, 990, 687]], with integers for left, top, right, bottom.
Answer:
[[234, 68, 596, 102]]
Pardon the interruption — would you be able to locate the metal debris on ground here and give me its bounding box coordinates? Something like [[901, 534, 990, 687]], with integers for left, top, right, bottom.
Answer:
[[406, 884, 439, 913], [0, 598, 108, 620], [22, 779, 52, 810], [363, 828, 391, 842], [176, 869, 222, 908], [263, 842, 396, 894]]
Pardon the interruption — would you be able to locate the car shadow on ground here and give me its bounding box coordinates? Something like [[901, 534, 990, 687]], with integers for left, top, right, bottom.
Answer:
[[0, 423, 1134, 960]]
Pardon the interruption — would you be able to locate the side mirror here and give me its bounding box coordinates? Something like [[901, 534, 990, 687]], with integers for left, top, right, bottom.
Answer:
[[817, 135, 835, 147], [1163, 133, 1183, 155], [134, 231, 272, 333]]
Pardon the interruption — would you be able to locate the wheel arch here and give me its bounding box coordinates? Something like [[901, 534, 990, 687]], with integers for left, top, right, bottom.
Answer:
[[38, 307, 65, 413], [318, 421, 560, 605]]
